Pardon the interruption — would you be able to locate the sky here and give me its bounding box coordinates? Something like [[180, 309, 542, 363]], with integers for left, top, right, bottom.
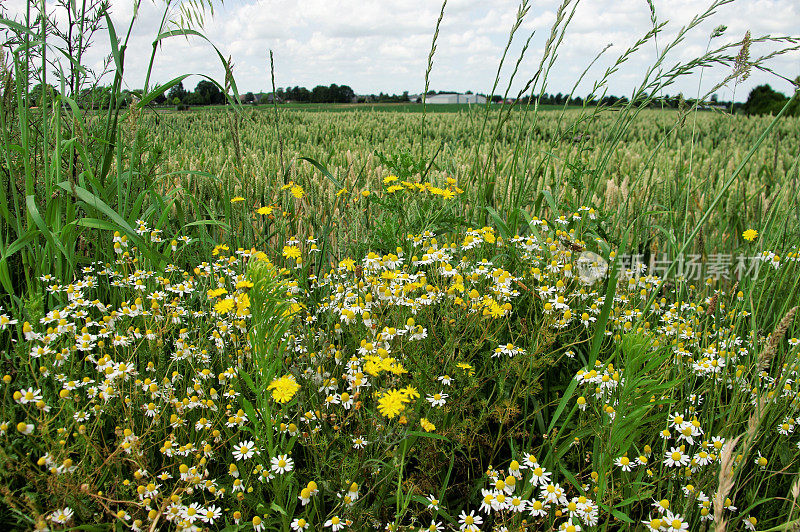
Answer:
[[5, 0, 800, 101]]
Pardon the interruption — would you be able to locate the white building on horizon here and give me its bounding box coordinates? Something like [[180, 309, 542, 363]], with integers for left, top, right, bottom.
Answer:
[[425, 93, 487, 104]]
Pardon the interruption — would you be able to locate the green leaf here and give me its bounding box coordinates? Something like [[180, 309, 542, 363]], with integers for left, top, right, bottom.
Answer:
[[598, 502, 635, 524], [547, 378, 579, 434], [0, 261, 14, 296], [104, 13, 122, 72], [184, 219, 229, 230], [241, 398, 259, 430], [26, 195, 72, 264], [269, 502, 287, 516], [299, 157, 345, 190], [1, 229, 37, 262], [56, 181, 165, 267], [558, 464, 581, 490], [75, 218, 119, 231], [138, 75, 191, 107], [540, 189, 560, 217], [0, 18, 37, 37], [485, 206, 510, 239], [589, 232, 626, 364], [240, 371, 258, 397], [150, 29, 243, 107]]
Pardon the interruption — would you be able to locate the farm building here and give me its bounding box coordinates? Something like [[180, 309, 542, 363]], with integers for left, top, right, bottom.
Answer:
[[425, 93, 487, 104]]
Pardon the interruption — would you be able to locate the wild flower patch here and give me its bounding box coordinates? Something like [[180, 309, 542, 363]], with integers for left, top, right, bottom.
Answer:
[[0, 212, 798, 531]]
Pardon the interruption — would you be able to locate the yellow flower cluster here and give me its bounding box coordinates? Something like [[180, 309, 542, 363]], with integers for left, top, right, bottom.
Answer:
[[4, 210, 796, 531], [363, 355, 407, 377], [280, 181, 305, 199], [383, 174, 463, 199]]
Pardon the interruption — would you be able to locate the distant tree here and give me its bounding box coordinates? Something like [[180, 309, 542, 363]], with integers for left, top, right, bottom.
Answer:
[[195, 80, 224, 105], [324, 84, 352, 103], [336, 85, 355, 103], [243, 92, 255, 104], [168, 81, 188, 103], [660, 94, 675, 108], [29, 83, 59, 107], [376, 91, 409, 103], [287, 86, 311, 102], [787, 78, 800, 117], [743, 84, 788, 116], [185, 92, 204, 106], [311, 85, 330, 103], [77, 85, 111, 109]]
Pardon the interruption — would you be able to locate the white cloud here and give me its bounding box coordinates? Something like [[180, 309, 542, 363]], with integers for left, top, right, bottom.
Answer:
[[2, 0, 797, 99]]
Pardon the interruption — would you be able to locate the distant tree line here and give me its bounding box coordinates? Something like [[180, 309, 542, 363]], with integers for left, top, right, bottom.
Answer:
[[29, 83, 146, 109], [166, 80, 226, 107], [360, 91, 410, 103], [29, 80, 226, 109], [28, 79, 799, 116], [491, 86, 798, 116], [243, 84, 357, 104], [742, 83, 799, 116]]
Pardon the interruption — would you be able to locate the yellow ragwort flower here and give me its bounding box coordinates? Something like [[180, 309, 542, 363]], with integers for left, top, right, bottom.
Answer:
[[282, 246, 301, 260], [420, 418, 436, 432], [268, 375, 301, 403], [207, 288, 227, 298], [213, 298, 235, 314], [377, 389, 408, 419]]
